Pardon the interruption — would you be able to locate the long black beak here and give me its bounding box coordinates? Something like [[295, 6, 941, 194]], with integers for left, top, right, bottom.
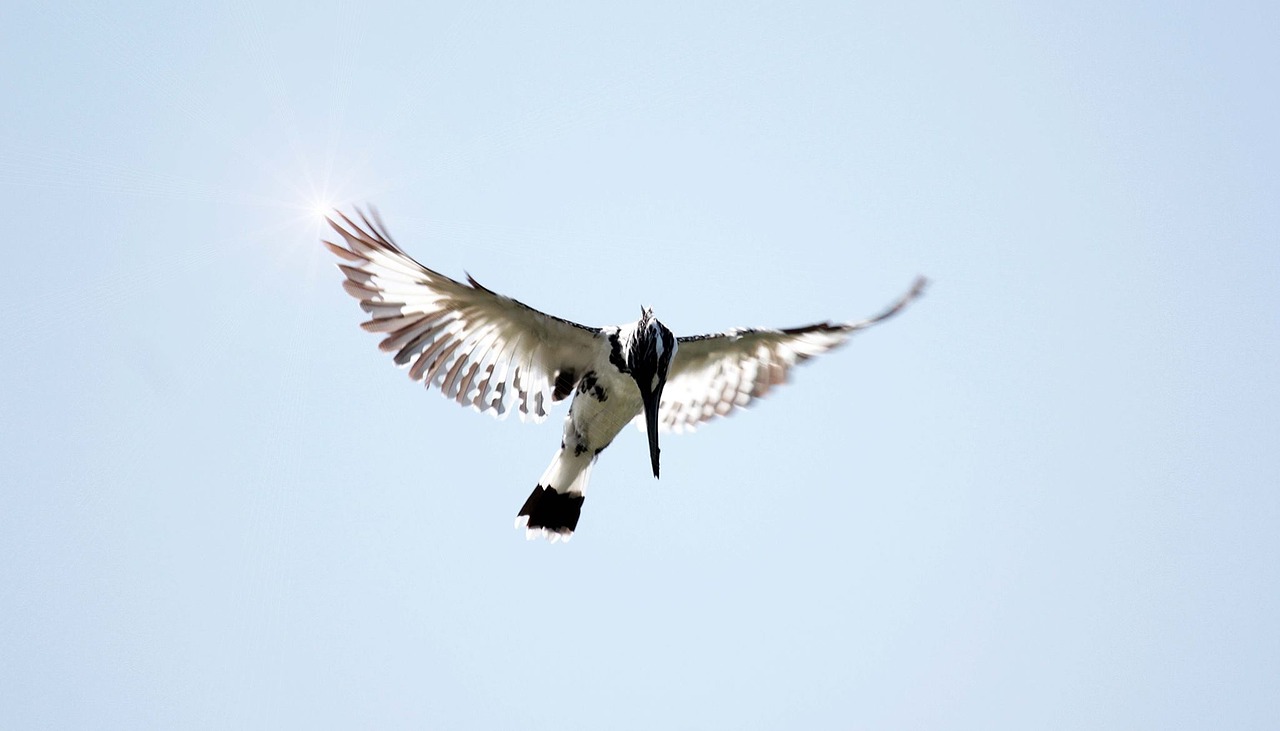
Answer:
[[640, 383, 663, 478]]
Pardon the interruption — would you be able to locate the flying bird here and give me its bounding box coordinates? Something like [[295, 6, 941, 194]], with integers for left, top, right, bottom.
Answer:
[[324, 208, 926, 542]]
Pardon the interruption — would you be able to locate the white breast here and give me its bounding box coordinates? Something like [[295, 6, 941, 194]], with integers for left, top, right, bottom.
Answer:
[[568, 355, 643, 452]]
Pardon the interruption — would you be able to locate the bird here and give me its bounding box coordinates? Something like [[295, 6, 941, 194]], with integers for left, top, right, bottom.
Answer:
[[323, 207, 926, 542]]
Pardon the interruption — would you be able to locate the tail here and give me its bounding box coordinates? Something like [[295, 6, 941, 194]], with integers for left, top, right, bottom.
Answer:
[[515, 452, 593, 543]]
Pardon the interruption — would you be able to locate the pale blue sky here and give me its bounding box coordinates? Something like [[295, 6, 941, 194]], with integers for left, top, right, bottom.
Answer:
[[2, 1, 1277, 729]]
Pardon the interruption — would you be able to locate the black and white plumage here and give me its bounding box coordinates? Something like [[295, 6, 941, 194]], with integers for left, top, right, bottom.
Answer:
[[324, 208, 926, 542]]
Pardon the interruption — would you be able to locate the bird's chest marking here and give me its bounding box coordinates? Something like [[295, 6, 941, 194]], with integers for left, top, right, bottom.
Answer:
[[576, 371, 608, 402], [607, 331, 629, 374]]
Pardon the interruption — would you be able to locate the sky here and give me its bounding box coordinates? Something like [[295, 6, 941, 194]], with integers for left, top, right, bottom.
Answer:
[[1, 1, 1277, 728]]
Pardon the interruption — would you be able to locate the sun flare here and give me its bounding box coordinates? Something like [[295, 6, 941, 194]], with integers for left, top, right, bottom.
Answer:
[[309, 197, 335, 221]]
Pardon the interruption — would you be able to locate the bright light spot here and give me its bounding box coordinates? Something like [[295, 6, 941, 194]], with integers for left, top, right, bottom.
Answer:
[[309, 198, 334, 221]]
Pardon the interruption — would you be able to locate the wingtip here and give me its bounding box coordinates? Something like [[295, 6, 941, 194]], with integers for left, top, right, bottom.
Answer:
[[908, 274, 929, 298], [323, 214, 343, 235], [849, 274, 930, 329]]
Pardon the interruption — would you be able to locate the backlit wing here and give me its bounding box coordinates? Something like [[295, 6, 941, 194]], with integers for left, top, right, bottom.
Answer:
[[657, 277, 927, 433], [324, 209, 605, 422]]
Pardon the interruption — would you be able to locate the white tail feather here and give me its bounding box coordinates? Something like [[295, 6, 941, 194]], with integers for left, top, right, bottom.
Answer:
[[538, 450, 594, 496]]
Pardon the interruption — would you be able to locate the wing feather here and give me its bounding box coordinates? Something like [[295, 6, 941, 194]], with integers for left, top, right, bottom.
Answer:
[[325, 208, 605, 422], [658, 277, 927, 433]]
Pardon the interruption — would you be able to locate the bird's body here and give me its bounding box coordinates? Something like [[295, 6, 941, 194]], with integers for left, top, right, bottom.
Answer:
[[324, 208, 925, 542], [519, 339, 649, 540]]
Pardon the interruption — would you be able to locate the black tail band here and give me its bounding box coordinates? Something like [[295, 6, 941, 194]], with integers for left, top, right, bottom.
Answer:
[[517, 485, 585, 535]]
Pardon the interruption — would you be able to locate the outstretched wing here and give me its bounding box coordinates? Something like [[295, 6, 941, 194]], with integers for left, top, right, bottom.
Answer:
[[657, 277, 927, 433], [324, 208, 605, 422]]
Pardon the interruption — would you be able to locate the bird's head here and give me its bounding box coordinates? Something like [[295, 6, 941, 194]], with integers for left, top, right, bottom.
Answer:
[[625, 306, 677, 478]]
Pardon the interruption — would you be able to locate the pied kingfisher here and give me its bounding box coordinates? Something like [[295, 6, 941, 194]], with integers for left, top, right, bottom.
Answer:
[[325, 208, 926, 542]]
